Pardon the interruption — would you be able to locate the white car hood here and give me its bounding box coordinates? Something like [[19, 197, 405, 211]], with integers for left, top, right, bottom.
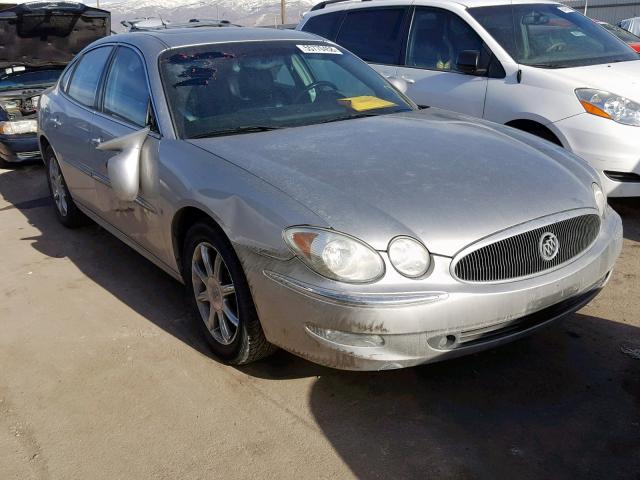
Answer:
[[554, 60, 640, 101]]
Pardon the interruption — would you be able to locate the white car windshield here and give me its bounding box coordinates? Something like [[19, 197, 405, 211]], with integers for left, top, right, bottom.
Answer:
[[469, 3, 639, 68], [159, 41, 414, 139]]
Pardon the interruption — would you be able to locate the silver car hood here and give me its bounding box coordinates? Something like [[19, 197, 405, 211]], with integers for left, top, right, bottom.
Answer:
[[189, 109, 598, 256]]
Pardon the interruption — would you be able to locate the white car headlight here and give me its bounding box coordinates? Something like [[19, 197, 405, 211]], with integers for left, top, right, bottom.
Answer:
[[592, 182, 606, 218], [388, 236, 431, 278], [576, 89, 640, 126], [0, 120, 37, 135], [284, 227, 384, 283]]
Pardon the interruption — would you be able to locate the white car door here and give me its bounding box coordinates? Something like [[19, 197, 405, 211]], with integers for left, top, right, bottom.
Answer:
[[396, 7, 488, 116]]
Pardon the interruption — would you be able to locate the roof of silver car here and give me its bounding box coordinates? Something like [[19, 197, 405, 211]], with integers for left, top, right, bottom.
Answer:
[[109, 27, 322, 49]]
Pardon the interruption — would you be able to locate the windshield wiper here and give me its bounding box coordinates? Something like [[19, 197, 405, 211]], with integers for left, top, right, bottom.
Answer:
[[525, 63, 565, 69], [190, 125, 283, 139], [317, 112, 383, 125]]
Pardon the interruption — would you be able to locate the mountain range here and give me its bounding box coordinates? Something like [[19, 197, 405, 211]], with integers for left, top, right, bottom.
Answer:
[[100, 0, 324, 30]]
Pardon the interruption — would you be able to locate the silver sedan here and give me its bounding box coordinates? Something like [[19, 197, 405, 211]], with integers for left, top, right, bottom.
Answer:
[[38, 28, 622, 370]]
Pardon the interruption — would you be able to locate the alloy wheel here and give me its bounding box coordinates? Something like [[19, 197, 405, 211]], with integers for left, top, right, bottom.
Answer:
[[48, 157, 68, 216], [191, 242, 239, 345]]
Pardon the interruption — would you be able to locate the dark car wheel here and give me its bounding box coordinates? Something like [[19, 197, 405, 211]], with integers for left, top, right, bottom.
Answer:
[[44, 147, 87, 228], [183, 221, 276, 365]]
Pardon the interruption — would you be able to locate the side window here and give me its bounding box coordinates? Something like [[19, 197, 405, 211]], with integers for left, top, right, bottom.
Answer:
[[407, 8, 490, 73], [336, 8, 406, 65], [301, 12, 343, 40], [273, 64, 296, 88], [102, 47, 150, 127], [67, 47, 113, 107], [59, 63, 76, 92]]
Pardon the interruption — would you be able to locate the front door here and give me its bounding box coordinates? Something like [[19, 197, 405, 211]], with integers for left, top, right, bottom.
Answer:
[[396, 7, 488, 116], [87, 46, 164, 259]]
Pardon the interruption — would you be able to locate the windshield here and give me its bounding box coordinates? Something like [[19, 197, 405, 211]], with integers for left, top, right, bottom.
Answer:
[[468, 4, 639, 68], [600, 22, 640, 43], [159, 41, 414, 139], [0, 69, 63, 91]]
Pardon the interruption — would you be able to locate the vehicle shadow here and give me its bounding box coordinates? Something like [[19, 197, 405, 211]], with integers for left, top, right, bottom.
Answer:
[[304, 315, 640, 479], [0, 163, 336, 378], [1, 165, 639, 478]]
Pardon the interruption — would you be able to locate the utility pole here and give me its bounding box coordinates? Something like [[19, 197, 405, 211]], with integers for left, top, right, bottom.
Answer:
[[281, 0, 286, 25], [96, 0, 100, 8]]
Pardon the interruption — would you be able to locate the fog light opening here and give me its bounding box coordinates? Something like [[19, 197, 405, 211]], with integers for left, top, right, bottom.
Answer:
[[436, 335, 457, 349], [305, 324, 385, 348]]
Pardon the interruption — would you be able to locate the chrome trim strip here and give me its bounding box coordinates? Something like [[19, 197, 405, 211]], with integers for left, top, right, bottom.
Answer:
[[91, 171, 158, 214], [264, 270, 448, 308]]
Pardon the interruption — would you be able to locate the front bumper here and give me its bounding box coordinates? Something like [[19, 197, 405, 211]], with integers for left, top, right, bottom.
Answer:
[[244, 209, 623, 371], [0, 133, 41, 163], [553, 113, 640, 197]]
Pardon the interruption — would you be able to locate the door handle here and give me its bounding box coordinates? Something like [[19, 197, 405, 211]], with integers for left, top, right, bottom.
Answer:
[[90, 137, 103, 147], [51, 117, 62, 128], [401, 76, 416, 84]]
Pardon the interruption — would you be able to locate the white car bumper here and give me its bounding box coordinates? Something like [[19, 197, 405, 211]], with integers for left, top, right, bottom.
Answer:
[[554, 113, 640, 197]]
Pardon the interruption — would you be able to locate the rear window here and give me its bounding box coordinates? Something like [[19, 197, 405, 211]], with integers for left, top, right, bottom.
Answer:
[[301, 12, 343, 40], [67, 46, 112, 107], [335, 8, 407, 65]]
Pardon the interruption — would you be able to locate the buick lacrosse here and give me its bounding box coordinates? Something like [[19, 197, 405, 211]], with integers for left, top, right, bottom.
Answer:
[[38, 28, 622, 370]]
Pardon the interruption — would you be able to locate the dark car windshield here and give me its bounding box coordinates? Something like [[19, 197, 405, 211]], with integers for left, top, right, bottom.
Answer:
[[159, 41, 414, 139], [468, 4, 639, 68], [0, 68, 63, 91]]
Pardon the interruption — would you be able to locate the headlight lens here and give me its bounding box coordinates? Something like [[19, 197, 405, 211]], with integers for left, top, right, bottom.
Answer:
[[576, 89, 640, 126], [388, 236, 431, 278], [0, 120, 37, 135], [592, 182, 606, 218], [284, 227, 384, 283]]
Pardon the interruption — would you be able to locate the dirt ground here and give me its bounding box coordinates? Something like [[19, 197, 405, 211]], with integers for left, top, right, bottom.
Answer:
[[1, 163, 638, 480]]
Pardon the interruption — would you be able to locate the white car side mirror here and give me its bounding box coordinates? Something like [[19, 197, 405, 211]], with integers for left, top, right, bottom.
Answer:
[[96, 127, 150, 202]]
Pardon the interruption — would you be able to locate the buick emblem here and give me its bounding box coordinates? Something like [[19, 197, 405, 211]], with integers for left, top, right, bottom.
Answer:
[[538, 232, 560, 261]]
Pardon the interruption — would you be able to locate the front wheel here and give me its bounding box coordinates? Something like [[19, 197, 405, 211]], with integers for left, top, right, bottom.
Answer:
[[183, 221, 276, 365], [44, 148, 87, 228]]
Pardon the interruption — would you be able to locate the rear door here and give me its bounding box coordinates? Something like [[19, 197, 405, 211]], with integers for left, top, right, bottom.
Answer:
[[333, 7, 411, 81], [52, 45, 114, 209], [88, 45, 164, 258], [396, 7, 489, 114]]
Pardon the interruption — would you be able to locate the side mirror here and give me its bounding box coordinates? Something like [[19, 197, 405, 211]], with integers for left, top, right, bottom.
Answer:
[[456, 50, 481, 74], [386, 76, 409, 94], [96, 127, 150, 202]]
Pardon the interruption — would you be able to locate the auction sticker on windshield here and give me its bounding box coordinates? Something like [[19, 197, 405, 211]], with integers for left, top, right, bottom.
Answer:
[[297, 45, 342, 54]]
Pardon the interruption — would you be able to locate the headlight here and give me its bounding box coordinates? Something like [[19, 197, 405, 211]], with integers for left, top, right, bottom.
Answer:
[[576, 89, 640, 126], [388, 236, 431, 278], [0, 120, 37, 135], [592, 182, 606, 218], [284, 227, 384, 283]]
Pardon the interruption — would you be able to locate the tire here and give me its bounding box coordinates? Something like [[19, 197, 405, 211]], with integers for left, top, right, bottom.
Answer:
[[44, 147, 87, 228], [183, 221, 276, 365]]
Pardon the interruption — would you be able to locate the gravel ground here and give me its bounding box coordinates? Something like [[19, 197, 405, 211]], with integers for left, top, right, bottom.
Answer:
[[1, 163, 638, 480]]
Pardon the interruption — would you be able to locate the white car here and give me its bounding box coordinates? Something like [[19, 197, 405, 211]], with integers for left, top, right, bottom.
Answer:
[[298, 0, 640, 197]]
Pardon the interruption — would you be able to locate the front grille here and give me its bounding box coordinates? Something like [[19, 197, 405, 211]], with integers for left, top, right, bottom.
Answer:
[[454, 214, 601, 282]]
